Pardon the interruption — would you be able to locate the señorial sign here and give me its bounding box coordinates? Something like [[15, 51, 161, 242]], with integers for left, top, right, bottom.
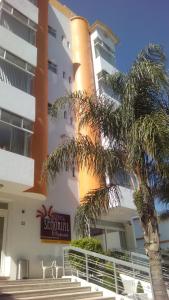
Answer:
[[36, 205, 71, 243]]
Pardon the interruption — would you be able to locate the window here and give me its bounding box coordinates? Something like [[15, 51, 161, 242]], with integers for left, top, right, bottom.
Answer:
[[0, 10, 36, 45], [6, 52, 26, 69], [70, 117, 73, 125], [0, 108, 33, 157], [67, 41, 70, 49], [0, 47, 35, 75], [2, 1, 37, 31], [61, 35, 65, 42], [48, 61, 57, 74], [68, 76, 72, 84], [48, 26, 57, 38], [64, 111, 67, 119], [63, 71, 66, 79]]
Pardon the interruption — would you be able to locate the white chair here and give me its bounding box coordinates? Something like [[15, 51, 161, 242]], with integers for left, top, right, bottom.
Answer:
[[41, 260, 58, 279]]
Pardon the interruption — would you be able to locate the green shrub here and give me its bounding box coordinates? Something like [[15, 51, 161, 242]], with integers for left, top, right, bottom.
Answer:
[[70, 237, 103, 253], [102, 262, 124, 294], [69, 237, 103, 275], [137, 281, 144, 293]]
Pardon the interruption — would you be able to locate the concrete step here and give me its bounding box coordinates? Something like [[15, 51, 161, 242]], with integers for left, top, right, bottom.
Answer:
[[0, 281, 81, 292], [0, 278, 71, 285], [7, 286, 92, 298], [18, 291, 103, 300]]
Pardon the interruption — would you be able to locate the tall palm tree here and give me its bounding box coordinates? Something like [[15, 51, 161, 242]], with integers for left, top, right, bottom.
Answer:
[[46, 44, 169, 299]]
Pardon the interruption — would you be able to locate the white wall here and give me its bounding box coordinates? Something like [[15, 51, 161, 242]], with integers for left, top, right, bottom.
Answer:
[[0, 26, 37, 66], [47, 2, 79, 244], [0, 82, 35, 121], [0, 149, 34, 193], [6, 0, 38, 24]]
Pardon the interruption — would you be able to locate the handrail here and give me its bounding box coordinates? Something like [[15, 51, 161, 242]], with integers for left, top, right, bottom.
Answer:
[[63, 246, 152, 297], [63, 246, 150, 273]]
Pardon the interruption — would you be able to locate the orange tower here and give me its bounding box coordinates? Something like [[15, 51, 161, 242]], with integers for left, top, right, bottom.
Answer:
[[71, 16, 101, 203]]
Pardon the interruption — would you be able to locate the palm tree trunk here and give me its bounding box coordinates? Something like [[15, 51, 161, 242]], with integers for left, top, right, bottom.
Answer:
[[140, 205, 168, 299]]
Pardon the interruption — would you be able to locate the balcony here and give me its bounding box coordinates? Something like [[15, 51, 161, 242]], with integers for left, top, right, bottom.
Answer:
[[5, 0, 38, 24], [0, 149, 34, 194], [94, 37, 115, 67], [0, 9, 36, 45], [0, 57, 34, 95]]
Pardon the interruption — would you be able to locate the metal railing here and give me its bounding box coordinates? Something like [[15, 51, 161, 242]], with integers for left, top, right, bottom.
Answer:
[[63, 246, 152, 297]]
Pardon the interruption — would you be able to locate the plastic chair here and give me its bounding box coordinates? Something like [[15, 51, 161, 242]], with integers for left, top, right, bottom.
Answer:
[[41, 260, 58, 279]]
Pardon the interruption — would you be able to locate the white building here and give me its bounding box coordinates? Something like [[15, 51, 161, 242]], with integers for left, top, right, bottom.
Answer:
[[0, 0, 137, 279]]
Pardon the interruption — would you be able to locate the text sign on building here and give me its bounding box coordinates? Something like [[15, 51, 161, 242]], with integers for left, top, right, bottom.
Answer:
[[36, 205, 71, 243]]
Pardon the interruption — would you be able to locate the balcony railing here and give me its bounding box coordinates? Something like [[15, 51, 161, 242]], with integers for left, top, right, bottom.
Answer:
[[0, 121, 32, 157], [0, 58, 34, 95], [0, 8, 36, 45]]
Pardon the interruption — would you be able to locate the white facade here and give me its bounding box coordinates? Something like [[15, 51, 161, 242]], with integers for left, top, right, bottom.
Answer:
[[0, 0, 137, 279]]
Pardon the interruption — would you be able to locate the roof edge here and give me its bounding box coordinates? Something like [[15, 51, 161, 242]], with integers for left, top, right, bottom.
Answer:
[[90, 20, 120, 45]]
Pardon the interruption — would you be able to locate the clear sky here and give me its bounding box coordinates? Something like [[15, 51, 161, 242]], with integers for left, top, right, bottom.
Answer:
[[61, 0, 169, 73]]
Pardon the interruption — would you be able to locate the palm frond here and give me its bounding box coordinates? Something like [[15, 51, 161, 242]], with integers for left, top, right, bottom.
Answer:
[[79, 97, 123, 141], [49, 91, 91, 119], [75, 184, 120, 236], [46, 135, 123, 181], [127, 111, 169, 168]]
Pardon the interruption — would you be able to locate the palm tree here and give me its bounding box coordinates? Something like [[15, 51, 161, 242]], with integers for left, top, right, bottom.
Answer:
[[46, 44, 169, 299]]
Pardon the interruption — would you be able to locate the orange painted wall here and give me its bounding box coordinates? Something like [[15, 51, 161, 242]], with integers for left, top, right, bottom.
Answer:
[[71, 16, 101, 203], [28, 0, 48, 198]]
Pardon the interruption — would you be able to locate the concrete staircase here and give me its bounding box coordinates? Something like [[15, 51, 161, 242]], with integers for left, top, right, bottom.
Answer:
[[0, 278, 115, 300]]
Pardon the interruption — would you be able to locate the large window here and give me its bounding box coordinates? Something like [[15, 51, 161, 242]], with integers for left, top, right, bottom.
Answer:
[[0, 47, 35, 95], [94, 37, 115, 66], [0, 1, 37, 45], [0, 109, 33, 157]]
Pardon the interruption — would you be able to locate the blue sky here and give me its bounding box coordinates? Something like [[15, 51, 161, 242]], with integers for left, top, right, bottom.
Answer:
[[61, 0, 169, 73]]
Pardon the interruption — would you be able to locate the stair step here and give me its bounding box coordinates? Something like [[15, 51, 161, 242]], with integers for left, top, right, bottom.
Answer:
[[0, 278, 71, 285], [18, 291, 103, 300], [0, 282, 80, 292], [81, 298, 115, 300], [7, 286, 92, 298]]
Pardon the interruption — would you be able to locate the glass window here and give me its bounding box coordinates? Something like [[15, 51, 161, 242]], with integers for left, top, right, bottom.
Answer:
[[1, 110, 22, 127], [6, 52, 26, 69], [0, 110, 32, 157], [23, 119, 33, 131], [48, 61, 57, 74], [28, 19, 37, 30], [13, 9, 28, 25], [0, 122, 11, 151], [0, 48, 5, 58], [2, 1, 13, 13], [48, 26, 57, 38], [27, 64, 35, 74], [64, 111, 67, 119]]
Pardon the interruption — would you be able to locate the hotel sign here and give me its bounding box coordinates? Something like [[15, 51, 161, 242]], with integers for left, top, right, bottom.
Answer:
[[36, 205, 71, 243]]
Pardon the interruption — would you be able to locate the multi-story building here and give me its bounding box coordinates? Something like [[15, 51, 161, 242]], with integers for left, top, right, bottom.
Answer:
[[0, 0, 136, 279]]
